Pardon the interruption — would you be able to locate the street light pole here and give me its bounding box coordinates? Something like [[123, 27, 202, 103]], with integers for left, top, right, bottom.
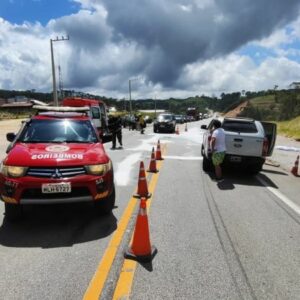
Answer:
[[50, 35, 69, 106], [129, 79, 132, 115], [154, 95, 157, 118]]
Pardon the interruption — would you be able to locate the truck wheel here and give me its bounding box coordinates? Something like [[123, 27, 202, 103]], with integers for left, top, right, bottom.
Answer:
[[5, 203, 23, 222], [94, 186, 115, 215], [202, 155, 212, 172]]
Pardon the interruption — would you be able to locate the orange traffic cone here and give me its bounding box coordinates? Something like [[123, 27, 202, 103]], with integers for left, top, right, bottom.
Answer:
[[155, 140, 164, 160], [185, 123, 188, 132], [133, 161, 152, 199], [175, 126, 179, 135], [291, 155, 299, 176], [124, 198, 157, 262], [147, 147, 159, 173]]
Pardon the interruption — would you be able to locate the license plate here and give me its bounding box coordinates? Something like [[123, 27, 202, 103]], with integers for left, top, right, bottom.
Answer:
[[230, 156, 242, 163], [42, 182, 71, 193]]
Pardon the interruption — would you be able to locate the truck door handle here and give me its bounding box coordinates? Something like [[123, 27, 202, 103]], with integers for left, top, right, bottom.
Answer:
[[234, 138, 243, 142]]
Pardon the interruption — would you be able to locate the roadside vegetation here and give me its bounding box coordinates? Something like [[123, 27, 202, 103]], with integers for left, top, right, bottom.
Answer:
[[1, 88, 300, 139], [277, 116, 300, 141]]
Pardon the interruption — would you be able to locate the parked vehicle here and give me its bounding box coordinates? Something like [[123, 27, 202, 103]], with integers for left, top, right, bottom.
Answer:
[[62, 97, 112, 143], [201, 117, 277, 174], [175, 115, 185, 124], [186, 107, 199, 121], [1, 105, 115, 221], [153, 113, 176, 133]]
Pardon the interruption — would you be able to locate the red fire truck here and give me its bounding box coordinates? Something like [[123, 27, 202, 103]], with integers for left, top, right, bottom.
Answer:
[[62, 97, 112, 143]]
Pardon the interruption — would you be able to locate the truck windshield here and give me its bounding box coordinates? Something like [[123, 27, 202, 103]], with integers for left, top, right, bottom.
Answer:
[[158, 115, 173, 121], [19, 119, 98, 143], [222, 120, 258, 133]]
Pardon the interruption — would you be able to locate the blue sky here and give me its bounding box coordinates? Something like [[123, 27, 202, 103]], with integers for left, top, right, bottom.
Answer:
[[1, 0, 300, 98], [0, 0, 80, 25]]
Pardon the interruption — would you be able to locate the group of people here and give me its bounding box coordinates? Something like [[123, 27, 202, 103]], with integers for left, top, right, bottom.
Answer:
[[108, 114, 146, 149]]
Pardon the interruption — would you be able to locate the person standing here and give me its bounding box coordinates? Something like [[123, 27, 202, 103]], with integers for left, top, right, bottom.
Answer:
[[109, 115, 123, 149], [138, 114, 146, 134], [210, 119, 226, 181]]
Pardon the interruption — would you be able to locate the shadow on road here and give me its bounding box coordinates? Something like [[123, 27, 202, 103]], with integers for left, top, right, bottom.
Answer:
[[0, 203, 117, 248], [206, 167, 279, 190]]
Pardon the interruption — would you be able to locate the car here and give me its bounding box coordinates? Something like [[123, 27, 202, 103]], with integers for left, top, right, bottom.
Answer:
[[153, 113, 176, 133], [144, 115, 153, 124], [174, 115, 185, 124], [200, 117, 277, 174], [0, 105, 115, 221]]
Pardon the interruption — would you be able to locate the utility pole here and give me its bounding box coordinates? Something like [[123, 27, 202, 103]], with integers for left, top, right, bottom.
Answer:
[[58, 65, 64, 101], [50, 35, 69, 106], [128, 77, 140, 116]]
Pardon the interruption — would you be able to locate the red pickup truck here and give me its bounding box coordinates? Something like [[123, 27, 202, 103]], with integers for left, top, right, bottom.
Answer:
[[0, 105, 115, 221]]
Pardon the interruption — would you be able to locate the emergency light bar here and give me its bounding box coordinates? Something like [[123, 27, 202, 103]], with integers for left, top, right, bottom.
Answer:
[[33, 105, 90, 113]]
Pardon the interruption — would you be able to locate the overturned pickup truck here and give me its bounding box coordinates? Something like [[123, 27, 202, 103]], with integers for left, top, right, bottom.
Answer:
[[201, 117, 277, 175]]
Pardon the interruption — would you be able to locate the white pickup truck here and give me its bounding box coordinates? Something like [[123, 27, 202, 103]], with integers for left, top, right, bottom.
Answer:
[[201, 117, 277, 174]]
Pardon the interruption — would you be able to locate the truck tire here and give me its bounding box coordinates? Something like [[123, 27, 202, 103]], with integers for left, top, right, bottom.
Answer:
[[94, 186, 115, 215], [5, 203, 23, 222], [202, 155, 212, 172]]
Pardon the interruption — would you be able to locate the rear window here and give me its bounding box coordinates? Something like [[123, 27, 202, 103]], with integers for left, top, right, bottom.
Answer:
[[222, 120, 258, 133]]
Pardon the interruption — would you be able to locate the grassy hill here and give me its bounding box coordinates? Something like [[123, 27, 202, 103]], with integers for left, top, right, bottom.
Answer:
[[227, 92, 300, 140], [277, 116, 300, 140]]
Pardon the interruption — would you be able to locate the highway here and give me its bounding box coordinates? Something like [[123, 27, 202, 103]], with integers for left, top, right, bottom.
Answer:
[[0, 119, 299, 300]]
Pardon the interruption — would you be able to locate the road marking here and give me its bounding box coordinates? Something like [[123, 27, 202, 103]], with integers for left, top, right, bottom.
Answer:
[[83, 195, 138, 300], [83, 144, 166, 300], [256, 175, 300, 216], [163, 155, 203, 160], [112, 150, 164, 300]]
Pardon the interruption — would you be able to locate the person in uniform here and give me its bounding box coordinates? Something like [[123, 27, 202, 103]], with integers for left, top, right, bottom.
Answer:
[[109, 115, 123, 149]]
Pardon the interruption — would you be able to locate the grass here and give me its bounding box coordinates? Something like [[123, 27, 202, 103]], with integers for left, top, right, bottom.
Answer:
[[277, 116, 300, 141]]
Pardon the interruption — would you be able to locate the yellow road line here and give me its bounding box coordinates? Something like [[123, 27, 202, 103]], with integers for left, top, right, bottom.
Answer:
[[83, 195, 138, 300], [112, 158, 164, 300], [83, 144, 166, 300]]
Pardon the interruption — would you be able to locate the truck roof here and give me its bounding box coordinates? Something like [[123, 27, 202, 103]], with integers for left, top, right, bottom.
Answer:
[[62, 97, 106, 107]]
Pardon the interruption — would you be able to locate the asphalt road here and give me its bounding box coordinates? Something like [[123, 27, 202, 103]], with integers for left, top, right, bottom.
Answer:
[[0, 119, 299, 300]]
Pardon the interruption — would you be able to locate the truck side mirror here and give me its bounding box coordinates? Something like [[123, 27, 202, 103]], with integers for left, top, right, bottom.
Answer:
[[201, 125, 207, 130]]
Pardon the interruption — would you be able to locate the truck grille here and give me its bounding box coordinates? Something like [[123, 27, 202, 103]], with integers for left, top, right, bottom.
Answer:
[[27, 167, 86, 178]]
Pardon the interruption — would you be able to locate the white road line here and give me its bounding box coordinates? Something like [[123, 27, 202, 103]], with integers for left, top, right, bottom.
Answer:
[[114, 152, 142, 186], [163, 155, 203, 160], [256, 175, 300, 216]]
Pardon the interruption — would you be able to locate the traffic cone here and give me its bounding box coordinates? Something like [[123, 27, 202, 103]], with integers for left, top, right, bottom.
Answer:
[[147, 147, 159, 173], [175, 126, 179, 135], [185, 123, 188, 132], [124, 198, 157, 262], [133, 161, 152, 199], [291, 155, 299, 176], [155, 140, 163, 160]]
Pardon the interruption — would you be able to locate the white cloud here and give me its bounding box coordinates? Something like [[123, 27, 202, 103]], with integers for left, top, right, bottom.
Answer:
[[1, 1, 300, 98]]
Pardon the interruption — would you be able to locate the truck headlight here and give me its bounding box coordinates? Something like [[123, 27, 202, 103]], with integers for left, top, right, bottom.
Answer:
[[0, 164, 28, 178], [85, 161, 112, 175]]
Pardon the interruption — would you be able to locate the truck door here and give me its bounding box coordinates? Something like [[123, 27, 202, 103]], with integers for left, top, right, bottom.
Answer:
[[90, 106, 101, 128], [261, 122, 277, 156]]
